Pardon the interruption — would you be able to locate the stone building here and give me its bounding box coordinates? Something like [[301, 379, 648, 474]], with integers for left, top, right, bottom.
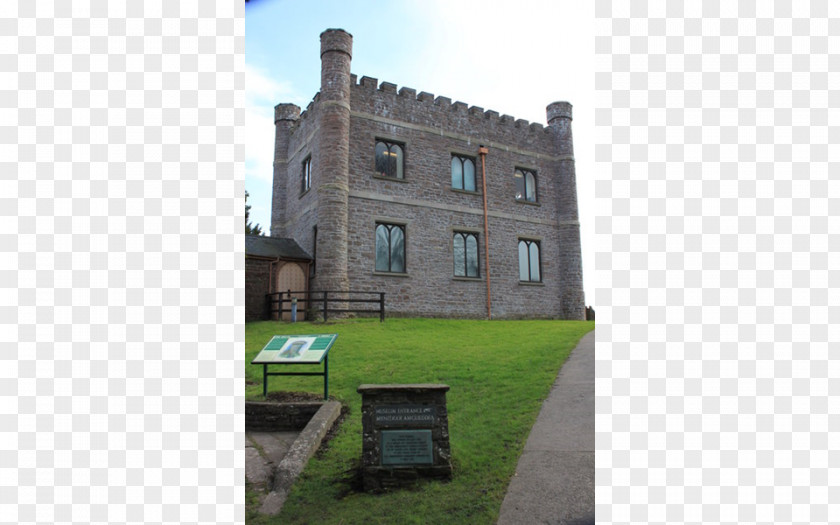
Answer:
[[264, 28, 584, 320]]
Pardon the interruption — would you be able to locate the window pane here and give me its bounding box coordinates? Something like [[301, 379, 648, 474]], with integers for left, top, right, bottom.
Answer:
[[451, 157, 462, 189], [466, 234, 478, 277], [375, 224, 389, 271], [453, 234, 465, 276], [302, 158, 310, 192], [529, 242, 540, 281], [518, 241, 529, 281], [525, 172, 536, 201], [514, 170, 525, 200], [390, 226, 405, 272], [464, 159, 476, 192], [393, 144, 404, 179], [375, 142, 388, 176]]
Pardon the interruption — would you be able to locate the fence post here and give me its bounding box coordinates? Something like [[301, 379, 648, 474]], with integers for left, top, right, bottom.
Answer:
[[323, 291, 328, 322], [380, 292, 385, 322]]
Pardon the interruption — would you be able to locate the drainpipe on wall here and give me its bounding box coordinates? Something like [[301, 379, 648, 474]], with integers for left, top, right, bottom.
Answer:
[[478, 145, 491, 320]]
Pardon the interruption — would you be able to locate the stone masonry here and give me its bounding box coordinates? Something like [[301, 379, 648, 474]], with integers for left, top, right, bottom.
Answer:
[[270, 28, 585, 319], [357, 384, 452, 492]]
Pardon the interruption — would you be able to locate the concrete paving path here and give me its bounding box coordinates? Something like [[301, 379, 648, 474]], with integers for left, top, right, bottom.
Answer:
[[245, 431, 299, 486], [245, 431, 299, 514], [245, 401, 343, 516], [497, 330, 595, 525]]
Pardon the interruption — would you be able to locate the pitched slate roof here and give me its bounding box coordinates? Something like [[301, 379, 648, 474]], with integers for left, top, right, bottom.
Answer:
[[245, 235, 312, 260]]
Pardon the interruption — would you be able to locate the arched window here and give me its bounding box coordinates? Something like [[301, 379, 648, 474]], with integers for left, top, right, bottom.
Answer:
[[514, 168, 537, 202], [375, 223, 406, 273], [453, 232, 479, 277], [451, 155, 476, 192], [518, 239, 541, 282], [375, 140, 404, 179]]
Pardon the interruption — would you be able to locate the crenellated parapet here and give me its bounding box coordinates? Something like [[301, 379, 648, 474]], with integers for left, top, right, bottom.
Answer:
[[347, 75, 560, 152]]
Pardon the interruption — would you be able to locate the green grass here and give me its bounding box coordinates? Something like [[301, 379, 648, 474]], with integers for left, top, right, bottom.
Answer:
[[245, 318, 594, 524]]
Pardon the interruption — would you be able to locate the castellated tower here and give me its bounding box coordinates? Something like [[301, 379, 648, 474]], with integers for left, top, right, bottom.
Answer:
[[258, 28, 587, 321], [547, 102, 585, 320], [314, 28, 353, 295], [270, 103, 300, 237]]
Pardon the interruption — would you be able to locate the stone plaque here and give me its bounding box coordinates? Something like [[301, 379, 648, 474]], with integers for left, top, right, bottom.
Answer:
[[375, 405, 435, 426], [381, 430, 433, 465]]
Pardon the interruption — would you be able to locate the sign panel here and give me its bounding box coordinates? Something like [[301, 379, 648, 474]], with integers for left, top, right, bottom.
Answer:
[[381, 430, 433, 466], [251, 334, 337, 364], [375, 405, 435, 426]]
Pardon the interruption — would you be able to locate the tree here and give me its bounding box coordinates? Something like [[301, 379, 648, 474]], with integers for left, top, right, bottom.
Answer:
[[245, 190, 264, 236]]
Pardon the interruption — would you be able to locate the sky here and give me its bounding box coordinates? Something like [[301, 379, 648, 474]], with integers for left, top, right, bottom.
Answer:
[[244, 0, 595, 306]]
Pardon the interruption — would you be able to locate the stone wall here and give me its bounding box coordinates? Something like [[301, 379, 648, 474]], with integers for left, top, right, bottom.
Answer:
[[341, 98, 583, 318], [245, 401, 323, 431], [270, 28, 585, 319]]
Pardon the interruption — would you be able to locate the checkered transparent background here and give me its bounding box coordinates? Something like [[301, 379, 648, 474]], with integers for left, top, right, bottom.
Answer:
[[3, 1, 243, 523], [595, 1, 839, 524]]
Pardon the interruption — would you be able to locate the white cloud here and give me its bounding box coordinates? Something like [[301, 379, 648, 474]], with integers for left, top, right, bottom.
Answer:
[[245, 62, 297, 106], [245, 63, 304, 234], [245, 63, 299, 185]]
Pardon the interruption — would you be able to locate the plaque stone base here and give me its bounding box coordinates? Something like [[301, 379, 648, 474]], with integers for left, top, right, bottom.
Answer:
[[357, 384, 452, 492]]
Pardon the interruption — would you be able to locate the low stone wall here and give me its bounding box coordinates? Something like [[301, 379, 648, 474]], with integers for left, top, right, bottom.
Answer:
[[245, 402, 323, 431]]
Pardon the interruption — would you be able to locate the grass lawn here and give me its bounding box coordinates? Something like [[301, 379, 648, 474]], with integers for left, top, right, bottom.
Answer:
[[245, 318, 594, 524]]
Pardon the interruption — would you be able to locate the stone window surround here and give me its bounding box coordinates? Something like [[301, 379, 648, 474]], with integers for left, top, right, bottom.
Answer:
[[373, 217, 410, 276], [518, 236, 543, 284], [448, 226, 482, 281], [450, 153, 478, 193], [514, 166, 539, 203], [452, 231, 480, 279], [373, 136, 407, 181]]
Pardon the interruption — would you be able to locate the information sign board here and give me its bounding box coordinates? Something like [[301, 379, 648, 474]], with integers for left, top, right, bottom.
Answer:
[[251, 334, 337, 364], [251, 334, 338, 399]]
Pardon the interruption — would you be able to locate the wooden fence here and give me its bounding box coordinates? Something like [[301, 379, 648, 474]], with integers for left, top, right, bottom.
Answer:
[[266, 290, 385, 322]]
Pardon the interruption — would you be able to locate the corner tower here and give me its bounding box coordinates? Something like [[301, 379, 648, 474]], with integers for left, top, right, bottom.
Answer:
[[314, 28, 353, 294], [547, 101, 585, 319], [270, 103, 300, 237]]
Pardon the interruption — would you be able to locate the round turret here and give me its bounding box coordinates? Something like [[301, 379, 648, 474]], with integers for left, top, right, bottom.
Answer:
[[546, 101, 573, 124], [320, 28, 353, 59], [274, 103, 300, 123], [315, 28, 352, 301]]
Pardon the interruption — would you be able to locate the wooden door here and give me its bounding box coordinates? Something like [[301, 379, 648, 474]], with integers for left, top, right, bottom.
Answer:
[[276, 263, 307, 321]]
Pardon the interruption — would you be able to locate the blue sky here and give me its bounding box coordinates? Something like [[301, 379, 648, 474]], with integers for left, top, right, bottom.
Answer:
[[245, 0, 595, 305]]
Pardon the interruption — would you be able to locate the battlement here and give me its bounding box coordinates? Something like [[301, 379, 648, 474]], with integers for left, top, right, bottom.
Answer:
[[294, 91, 321, 128], [345, 73, 564, 142], [280, 28, 573, 155]]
